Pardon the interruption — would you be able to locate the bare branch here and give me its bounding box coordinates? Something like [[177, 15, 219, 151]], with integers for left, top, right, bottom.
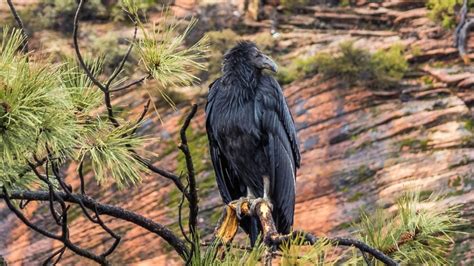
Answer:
[[178, 184, 193, 245], [131, 99, 151, 136], [49, 158, 121, 257], [78, 159, 86, 195], [134, 155, 190, 199], [105, 23, 138, 89], [6, 0, 28, 53], [43, 246, 66, 265], [2, 187, 61, 241], [178, 104, 199, 262], [109, 74, 150, 92], [73, 0, 107, 93], [0, 190, 190, 259]]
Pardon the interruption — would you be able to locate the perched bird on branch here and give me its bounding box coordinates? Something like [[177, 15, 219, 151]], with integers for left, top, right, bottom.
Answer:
[[206, 41, 300, 245]]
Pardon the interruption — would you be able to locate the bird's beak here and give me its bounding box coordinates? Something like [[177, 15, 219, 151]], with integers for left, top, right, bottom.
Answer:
[[259, 54, 278, 73]]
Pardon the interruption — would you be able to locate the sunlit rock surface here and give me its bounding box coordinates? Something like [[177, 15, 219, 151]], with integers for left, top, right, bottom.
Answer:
[[0, 0, 473, 264]]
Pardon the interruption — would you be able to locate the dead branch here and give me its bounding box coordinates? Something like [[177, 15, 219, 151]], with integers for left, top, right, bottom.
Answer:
[[2, 187, 109, 265], [0, 190, 190, 259], [178, 104, 199, 263]]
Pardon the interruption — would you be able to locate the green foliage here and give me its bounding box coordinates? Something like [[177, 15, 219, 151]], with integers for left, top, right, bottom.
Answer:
[[280, 235, 336, 265], [89, 32, 137, 76], [0, 26, 153, 189], [253, 32, 276, 55], [190, 237, 265, 266], [0, 162, 39, 190], [280, 0, 310, 10], [78, 120, 151, 187], [33, 0, 108, 31], [111, 0, 172, 21], [340, 0, 351, 7], [60, 57, 104, 113], [0, 28, 78, 165], [398, 138, 429, 152], [130, 11, 209, 88], [355, 192, 465, 265], [277, 42, 408, 89], [464, 118, 474, 133], [427, 0, 474, 29]]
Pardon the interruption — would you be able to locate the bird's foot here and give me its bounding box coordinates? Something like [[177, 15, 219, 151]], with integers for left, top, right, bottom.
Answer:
[[235, 197, 250, 220], [250, 198, 273, 216]]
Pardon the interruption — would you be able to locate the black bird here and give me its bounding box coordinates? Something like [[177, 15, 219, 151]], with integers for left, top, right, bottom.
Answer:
[[205, 41, 300, 245]]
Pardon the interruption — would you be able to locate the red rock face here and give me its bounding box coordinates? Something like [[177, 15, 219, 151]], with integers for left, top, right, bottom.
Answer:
[[1, 1, 473, 265]]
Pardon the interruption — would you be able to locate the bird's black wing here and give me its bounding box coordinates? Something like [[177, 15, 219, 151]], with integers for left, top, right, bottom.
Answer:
[[205, 79, 245, 203], [206, 79, 262, 245], [257, 75, 300, 233]]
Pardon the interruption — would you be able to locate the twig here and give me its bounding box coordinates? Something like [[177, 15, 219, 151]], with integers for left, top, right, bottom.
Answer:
[[201, 241, 253, 252], [78, 159, 86, 195], [73, 0, 107, 93], [6, 0, 28, 53], [178, 104, 199, 263], [48, 157, 121, 257], [178, 183, 193, 246], [29, 162, 62, 225], [135, 155, 190, 200], [43, 246, 66, 266], [109, 74, 150, 92], [105, 23, 138, 89], [131, 99, 151, 135]]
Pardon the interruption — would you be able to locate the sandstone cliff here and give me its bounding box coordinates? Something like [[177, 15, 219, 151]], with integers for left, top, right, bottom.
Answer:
[[0, 0, 473, 265]]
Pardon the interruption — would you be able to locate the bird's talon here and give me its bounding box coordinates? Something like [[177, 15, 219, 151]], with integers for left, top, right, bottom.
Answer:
[[250, 198, 273, 215], [234, 197, 248, 220]]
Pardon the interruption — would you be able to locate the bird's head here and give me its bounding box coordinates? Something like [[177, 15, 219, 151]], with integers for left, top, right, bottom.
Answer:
[[223, 41, 278, 74]]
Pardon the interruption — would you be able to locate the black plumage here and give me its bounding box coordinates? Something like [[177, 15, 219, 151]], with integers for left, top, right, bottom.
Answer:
[[206, 41, 300, 245]]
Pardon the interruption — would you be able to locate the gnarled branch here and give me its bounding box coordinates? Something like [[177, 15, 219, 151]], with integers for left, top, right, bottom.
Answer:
[[0, 190, 190, 259]]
